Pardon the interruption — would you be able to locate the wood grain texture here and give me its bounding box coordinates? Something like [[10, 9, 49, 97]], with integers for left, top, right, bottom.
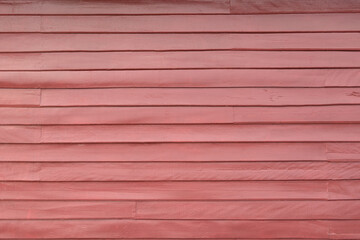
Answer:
[[1, 1, 359, 238], [40, 88, 360, 106], [1, 69, 359, 88], [1, 33, 360, 52], [0, 143, 326, 162], [0, 126, 41, 143], [1, 14, 359, 33], [0, 201, 135, 219], [230, 0, 360, 14], [39, 124, 360, 143], [2, 51, 360, 70], [1, 200, 358, 220], [0, 107, 233, 125], [2, 105, 360, 125], [326, 143, 360, 161], [136, 200, 360, 220], [0, 0, 229, 14], [329, 180, 360, 199], [234, 105, 360, 123], [0, 89, 40, 107], [329, 220, 360, 239], [0, 181, 328, 200], [0, 220, 328, 239], [1, 162, 359, 181]]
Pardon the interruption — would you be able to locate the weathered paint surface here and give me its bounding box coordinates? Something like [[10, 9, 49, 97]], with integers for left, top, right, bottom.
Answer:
[[0, 0, 359, 239]]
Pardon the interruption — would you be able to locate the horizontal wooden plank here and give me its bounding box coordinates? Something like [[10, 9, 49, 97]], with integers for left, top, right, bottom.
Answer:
[[329, 180, 360, 200], [1, 162, 360, 181], [3, 106, 360, 125], [0, 0, 229, 14], [136, 200, 360, 220], [1, 14, 359, 33], [0, 89, 40, 107], [231, 0, 360, 14], [0, 201, 135, 220], [2, 51, 360, 70], [0, 220, 328, 239], [0, 143, 326, 162], [40, 88, 360, 106], [1, 200, 358, 220], [2, 125, 359, 144], [329, 220, 360, 239], [1, 33, 360, 52], [1, 69, 359, 88], [326, 143, 360, 161], [38, 124, 360, 143], [0, 181, 328, 200], [234, 105, 360, 123], [0, 107, 233, 125], [0, 126, 41, 143]]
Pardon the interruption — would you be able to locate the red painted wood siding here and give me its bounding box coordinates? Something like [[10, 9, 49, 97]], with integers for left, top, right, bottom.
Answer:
[[1, 0, 360, 239]]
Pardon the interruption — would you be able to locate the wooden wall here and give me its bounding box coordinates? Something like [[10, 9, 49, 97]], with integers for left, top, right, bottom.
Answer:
[[1, 0, 360, 239]]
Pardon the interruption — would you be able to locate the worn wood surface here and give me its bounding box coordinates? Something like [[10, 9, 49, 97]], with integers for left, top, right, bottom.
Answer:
[[0, 220, 330, 238], [1, 162, 360, 181], [39, 88, 360, 106], [0, 143, 327, 162], [2, 0, 360, 15], [1, 33, 360, 52], [2, 105, 360, 124], [0, 0, 230, 14], [1, 69, 360, 88], [1, 0, 359, 239], [230, 0, 360, 14], [2, 51, 360, 70], [1, 14, 359, 33]]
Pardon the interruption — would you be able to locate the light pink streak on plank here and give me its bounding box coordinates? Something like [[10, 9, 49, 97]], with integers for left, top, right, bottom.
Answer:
[[40, 88, 360, 106], [1, 14, 359, 33], [0, 181, 328, 200], [1, 162, 360, 181], [0, 143, 326, 162], [0, 0, 229, 14], [136, 200, 360, 220], [1, 69, 359, 88], [326, 143, 360, 161], [0, 201, 135, 219], [230, 0, 360, 14], [40, 124, 360, 143], [0, 220, 328, 239], [234, 105, 360, 123], [0, 126, 41, 143], [0, 107, 233, 125], [0, 89, 40, 107], [1, 33, 360, 52], [2, 51, 360, 70]]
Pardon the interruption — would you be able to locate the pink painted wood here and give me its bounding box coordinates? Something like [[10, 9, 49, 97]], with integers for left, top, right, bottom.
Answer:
[[0, 0, 359, 239]]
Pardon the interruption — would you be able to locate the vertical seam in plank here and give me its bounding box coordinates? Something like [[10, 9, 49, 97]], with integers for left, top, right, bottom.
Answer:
[[39, 88, 42, 107], [324, 142, 330, 161], [228, 0, 232, 14], [39, 88, 42, 106]]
